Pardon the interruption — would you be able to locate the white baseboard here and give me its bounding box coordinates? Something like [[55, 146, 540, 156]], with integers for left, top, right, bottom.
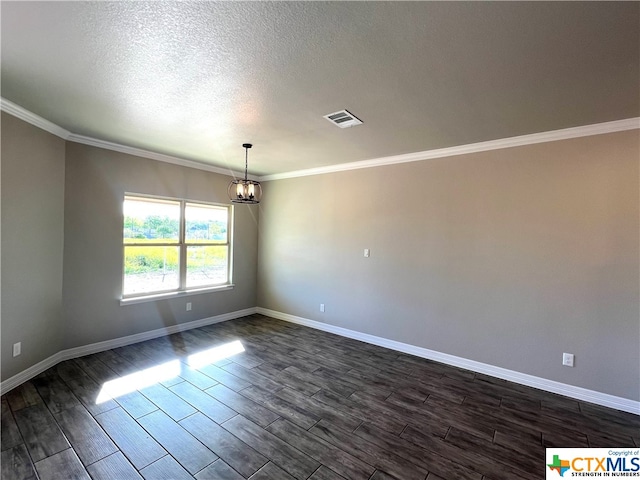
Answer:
[[256, 307, 640, 415], [4, 306, 638, 415], [0, 307, 257, 396]]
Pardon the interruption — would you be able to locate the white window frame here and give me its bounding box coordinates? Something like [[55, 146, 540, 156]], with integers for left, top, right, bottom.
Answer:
[[121, 194, 233, 304]]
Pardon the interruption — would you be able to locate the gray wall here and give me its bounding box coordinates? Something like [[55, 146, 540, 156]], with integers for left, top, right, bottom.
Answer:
[[1, 113, 66, 380], [62, 143, 258, 349], [2, 110, 638, 403], [257, 130, 640, 401], [1, 114, 258, 385]]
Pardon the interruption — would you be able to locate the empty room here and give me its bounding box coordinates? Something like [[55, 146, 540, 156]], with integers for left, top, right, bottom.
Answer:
[[1, 2, 639, 480]]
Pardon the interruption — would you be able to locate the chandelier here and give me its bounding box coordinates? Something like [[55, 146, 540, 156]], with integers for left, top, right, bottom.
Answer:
[[228, 143, 262, 204]]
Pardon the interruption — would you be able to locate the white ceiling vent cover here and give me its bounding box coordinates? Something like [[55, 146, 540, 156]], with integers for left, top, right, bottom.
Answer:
[[324, 109, 363, 128]]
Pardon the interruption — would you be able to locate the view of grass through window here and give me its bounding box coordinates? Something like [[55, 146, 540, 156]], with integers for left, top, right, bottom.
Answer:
[[123, 196, 230, 296]]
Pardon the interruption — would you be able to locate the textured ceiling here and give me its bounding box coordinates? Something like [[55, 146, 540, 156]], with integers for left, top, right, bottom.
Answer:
[[1, 1, 638, 176]]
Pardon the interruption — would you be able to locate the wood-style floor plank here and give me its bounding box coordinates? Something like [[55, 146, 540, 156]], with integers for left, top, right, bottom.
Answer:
[[137, 409, 218, 475], [12, 403, 70, 462], [1, 444, 38, 480], [283, 366, 356, 398], [170, 381, 237, 424], [196, 363, 251, 391], [31, 370, 81, 414], [386, 388, 496, 440], [95, 407, 166, 470], [4, 382, 42, 411], [308, 465, 349, 480], [139, 383, 197, 421], [275, 387, 363, 432], [370, 470, 401, 480], [180, 412, 268, 477], [1, 398, 23, 452], [33, 448, 91, 480], [55, 360, 119, 416], [399, 423, 534, 480], [580, 402, 640, 432], [445, 427, 542, 478], [426, 473, 446, 480], [73, 354, 119, 384], [253, 362, 322, 396], [115, 390, 159, 419], [86, 451, 143, 480], [309, 419, 428, 480], [241, 385, 320, 430], [220, 362, 284, 393], [194, 459, 244, 480], [93, 349, 139, 377], [312, 389, 405, 434], [248, 461, 297, 480], [206, 383, 280, 427], [230, 351, 266, 370], [139, 454, 193, 480], [588, 431, 636, 448], [176, 363, 220, 390], [2, 314, 637, 480], [493, 428, 543, 461], [312, 367, 391, 399], [112, 345, 158, 371], [267, 418, 375, 480], [222, 414, 320, 480], [542, 430, 590, 448], [53, 404, 118, 466]]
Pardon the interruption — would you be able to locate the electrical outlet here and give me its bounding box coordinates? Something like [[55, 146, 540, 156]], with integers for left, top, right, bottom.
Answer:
[[186, 302, 192, 311], [562, 352, 574, 367], [364, 248, 370, 257], [320, 303, 325, 313], [13, 342, 21, 357]]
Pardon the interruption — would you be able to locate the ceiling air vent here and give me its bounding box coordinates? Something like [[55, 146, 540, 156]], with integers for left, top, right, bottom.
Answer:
[[323, 109, 363, 128]]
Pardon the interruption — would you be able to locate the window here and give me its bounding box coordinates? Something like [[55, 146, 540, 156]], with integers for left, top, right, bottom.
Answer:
[[123, 195, 231, 298]]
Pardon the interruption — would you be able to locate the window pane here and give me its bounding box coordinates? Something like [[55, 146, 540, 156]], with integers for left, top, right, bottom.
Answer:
[[186, 246, 228, 288], [185, 203, 228, 243], [124, 197, 180, 244], [124, 246, 179, 295]]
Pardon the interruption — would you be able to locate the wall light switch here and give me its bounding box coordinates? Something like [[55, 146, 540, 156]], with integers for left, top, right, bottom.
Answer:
[[364, 249, 370, 257], [13, 342, 21, 357], [562, 352, 574, 367]]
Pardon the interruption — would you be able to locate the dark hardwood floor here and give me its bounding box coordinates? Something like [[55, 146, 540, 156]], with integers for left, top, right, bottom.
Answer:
[[2, 314, 638, 479]]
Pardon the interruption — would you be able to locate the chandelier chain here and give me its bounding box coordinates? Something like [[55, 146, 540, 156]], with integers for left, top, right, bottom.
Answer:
[[244, 147, 249, 181]]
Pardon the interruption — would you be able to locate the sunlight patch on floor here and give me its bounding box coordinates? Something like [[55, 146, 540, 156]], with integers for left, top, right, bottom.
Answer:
[[186, 340, 245, 368], [95, 340, 245, 403], [96, 360, 181, 404]]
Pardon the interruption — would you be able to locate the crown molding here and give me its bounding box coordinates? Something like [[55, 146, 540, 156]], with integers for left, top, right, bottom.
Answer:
[[1, 97, 248, 178], [259, 117, 640, 181], [67, 133, 241, 177], [3, 97, 637, 182], [1, 97, 71, 139]]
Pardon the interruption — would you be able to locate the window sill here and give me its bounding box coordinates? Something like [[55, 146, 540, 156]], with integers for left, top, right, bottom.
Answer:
[[120, 284, 234, 306]]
